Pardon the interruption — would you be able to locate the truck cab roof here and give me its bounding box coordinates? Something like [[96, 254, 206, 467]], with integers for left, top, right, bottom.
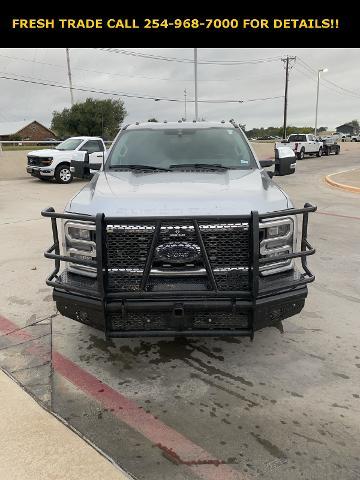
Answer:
[[125, 121, 237, 131], [67, 136, 104, 141]]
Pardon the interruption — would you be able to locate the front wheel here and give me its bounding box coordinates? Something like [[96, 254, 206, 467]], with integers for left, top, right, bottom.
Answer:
[[297, 149, 305, 160], [55, 165, 73, 184], [335, 147, 340, 155], [317, 147, 322, 157]]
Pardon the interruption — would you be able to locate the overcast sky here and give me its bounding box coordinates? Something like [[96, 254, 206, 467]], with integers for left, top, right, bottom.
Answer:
[[0, 48, 359, 131]]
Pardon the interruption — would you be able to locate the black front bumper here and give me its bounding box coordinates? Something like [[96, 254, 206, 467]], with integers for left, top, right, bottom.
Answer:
[[53, 283, 307, 338], [27, 166, 52, 178], [42, 204, 316, 339]]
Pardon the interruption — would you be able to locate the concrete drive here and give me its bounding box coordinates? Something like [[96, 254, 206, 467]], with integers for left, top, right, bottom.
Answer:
[[0, 144, 359, 479], [0, 370, 130, 480]]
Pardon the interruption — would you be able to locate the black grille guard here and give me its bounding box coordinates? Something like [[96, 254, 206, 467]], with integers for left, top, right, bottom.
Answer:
[[41, 203, 316, 302]]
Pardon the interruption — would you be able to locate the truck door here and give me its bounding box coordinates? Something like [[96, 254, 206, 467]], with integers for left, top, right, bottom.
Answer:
[[79, 140, 104, 171], [308, 135, 317, 153]]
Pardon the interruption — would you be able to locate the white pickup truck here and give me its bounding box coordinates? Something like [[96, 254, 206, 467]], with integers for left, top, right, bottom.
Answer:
[[276, 134, 323, 160], [26, 136, 106, 184]]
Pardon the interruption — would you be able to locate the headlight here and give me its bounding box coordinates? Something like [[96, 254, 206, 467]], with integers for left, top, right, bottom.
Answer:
[[259, 217, 296, 276], [67, 225, 92, 241], [266, 222, 291, 238], [63, 221, 96, 277]]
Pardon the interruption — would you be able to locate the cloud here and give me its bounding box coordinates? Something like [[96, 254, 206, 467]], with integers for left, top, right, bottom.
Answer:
[[0, 48, 359, 130]]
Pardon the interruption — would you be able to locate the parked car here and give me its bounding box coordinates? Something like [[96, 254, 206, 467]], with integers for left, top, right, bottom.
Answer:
[[351, 134, 360, 142], [36, 137, 58, 145], [26, 136, 106, 183], [41, 121, 316, 339], [330, 132, 342, 141], [339, 133, 351, 142], [276, 133, 323, 160], [257, 135, 276, 140], [321, 137, 340, 155]]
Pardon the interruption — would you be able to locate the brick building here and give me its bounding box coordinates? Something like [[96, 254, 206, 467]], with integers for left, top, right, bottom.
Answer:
[[0, 120, 56, 141]]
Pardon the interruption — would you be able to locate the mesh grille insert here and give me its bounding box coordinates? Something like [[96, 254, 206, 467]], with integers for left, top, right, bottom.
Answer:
[[106, 220, 250, 292]]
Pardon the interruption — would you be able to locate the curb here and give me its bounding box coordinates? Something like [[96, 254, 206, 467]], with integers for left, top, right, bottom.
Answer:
[[324, 168, 360, 193]]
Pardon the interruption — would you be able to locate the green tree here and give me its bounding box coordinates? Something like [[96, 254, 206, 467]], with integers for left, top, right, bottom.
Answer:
[[246, 125, 316, 139], [350, 119, 359, 133], [51, 98, 127, 140]]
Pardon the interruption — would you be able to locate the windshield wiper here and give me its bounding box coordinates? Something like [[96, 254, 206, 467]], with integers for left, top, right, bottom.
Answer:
[[109, 164, 170, 171], [169, 163, 230, 171]]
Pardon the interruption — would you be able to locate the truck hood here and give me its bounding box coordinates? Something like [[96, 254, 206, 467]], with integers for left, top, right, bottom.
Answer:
[[27, 149, 73, 157], [67, 169, 290, 217]]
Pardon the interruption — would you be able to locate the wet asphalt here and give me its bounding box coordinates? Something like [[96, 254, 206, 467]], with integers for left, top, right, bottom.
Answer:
[[0, 146, 359, 479]]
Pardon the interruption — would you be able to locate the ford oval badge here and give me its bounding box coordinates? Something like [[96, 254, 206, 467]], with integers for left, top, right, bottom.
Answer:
[[155, 242, 201, 264]]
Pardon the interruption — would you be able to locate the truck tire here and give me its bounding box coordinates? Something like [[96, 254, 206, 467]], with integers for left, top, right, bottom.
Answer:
[[55, 164, 73, 184], [325, 147, 330, 156], [316, 147, 322, 157], [335, 147, 340, 155], [297, 148, 305, 160]]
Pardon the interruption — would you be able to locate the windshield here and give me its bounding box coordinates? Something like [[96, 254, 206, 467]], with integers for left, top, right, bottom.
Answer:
[[107, 128, 256, 170], [55, 138, 83, 151]]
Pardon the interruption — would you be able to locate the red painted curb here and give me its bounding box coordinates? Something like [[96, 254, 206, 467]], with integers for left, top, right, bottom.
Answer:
[[0, 314, 250, 480]]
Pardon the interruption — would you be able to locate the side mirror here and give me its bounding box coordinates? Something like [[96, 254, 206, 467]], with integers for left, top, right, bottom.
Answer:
[[70, 151, 91, 179], [260, 160, 274, 168], [274, 147, 296, 176]]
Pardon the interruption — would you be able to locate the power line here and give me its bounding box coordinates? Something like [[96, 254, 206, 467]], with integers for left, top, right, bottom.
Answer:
[[96, 48, 282, 65], [295, 64, 360, 99], [297, 57, 360, 98], [0, 53, 182, 82], [0, 73, 284, 105], [0, 52, 283, 83], [0, 74, 181, 101]]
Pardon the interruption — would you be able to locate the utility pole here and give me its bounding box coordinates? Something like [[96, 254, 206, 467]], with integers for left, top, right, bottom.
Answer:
[[184, 89, 187, 121], [315, 68, 328, 136], [66, 48, 74, 106], [194, 48, 198, 121], [281, 56, 296, 139]]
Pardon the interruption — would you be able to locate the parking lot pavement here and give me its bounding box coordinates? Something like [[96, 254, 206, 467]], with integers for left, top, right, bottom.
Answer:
[[0, 149, 360, 480]]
